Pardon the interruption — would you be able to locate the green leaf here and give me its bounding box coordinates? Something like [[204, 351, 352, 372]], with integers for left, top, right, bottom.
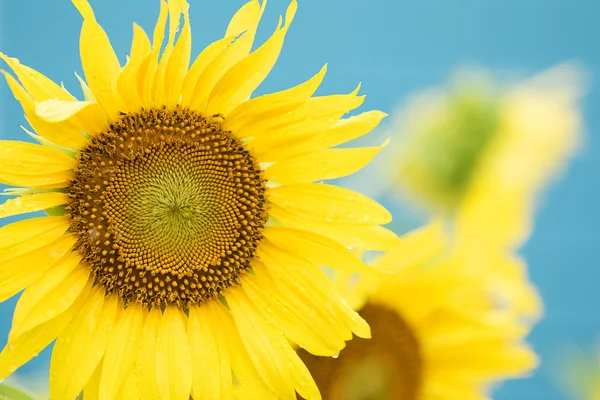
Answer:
[[0, 383, 34, 400]]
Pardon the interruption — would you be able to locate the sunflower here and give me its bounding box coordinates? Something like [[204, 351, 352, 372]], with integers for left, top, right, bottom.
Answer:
[[296, 223, 539, 400], [0, 1, 397, 398], [393, 65, 583, 317]]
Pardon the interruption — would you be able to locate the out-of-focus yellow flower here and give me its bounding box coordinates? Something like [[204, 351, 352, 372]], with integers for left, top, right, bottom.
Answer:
[[296, 223, 539, 400], [394, 64, 583, 319], [396, 65, 583, 242]]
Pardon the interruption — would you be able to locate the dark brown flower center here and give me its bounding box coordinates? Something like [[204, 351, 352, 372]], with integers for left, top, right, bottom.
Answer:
[[297, 302, 423, 400], [66, 107, 268, 308]]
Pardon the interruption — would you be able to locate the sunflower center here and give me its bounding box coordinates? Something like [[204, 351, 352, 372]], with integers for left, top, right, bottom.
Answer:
[[297, 303, 423, 400], [66, 107, 268, 308]]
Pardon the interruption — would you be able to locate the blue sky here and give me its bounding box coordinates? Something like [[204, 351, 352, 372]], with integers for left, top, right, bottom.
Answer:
[[1, 0, 599, 398]]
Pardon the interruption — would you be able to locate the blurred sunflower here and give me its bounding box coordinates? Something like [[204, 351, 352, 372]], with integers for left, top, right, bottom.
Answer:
[[393, 65, 583, 318], [0, 0, 397, 399], [296, 223, 539, 400], [395, 65, 582, 248]]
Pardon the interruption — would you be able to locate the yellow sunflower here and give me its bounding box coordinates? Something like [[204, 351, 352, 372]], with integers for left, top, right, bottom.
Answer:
[[0, 1, 398, 399], [296, 223, 539, 400], [393, 65, 583, 318]]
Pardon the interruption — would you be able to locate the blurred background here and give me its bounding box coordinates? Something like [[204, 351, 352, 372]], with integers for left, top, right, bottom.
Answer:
[[0, 0, 598, 398]]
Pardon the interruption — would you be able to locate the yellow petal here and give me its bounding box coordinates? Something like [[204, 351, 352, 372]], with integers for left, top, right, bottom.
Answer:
[[119, 368, 142, 400], [155, 306, 192, 400], [0, 140, 74, 187], [138, 0, 168, 107], [152, 0, 188, 106], [372, 221, 446, 273], [49, 289, 118, 400], [0, 53, 75, 102], [0, 283, 90, 381], [268, 183, 391, 225], [9, 253, 86, 341], [224, 65, 326, 134], [0, 192, 68, 219], [265, 141, 388, 184], [207, 301, 276, 400], [0, 216, 70, 262], [76, 71, 96, 102], [99, 303, 144, 400], [188, 303, 232, 400], [228, 287, 320, 400], [164, 8, 192, 107], [73, 0, 126, 118], [269, 203, 399, 250], [206, 0, 297, 116], [35, 99, 107, 135], [185, 1, 264, 110], [281, 110, 388, 157], [258, 242, 370, 340], [0, 234, 76, 303], [117, 24, 152, 111], [263, 226, 378, 275], [248, 92, 365, 161], [82, 360, 101, 400], [135, 308, 162, 400], [241, 262, 345, 356], [2, 72, 88, 149], [0, 140, 75, 174]]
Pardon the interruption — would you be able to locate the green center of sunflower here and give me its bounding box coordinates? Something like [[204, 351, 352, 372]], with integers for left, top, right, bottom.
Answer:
[[66, 107, 268, 308], [297, 303, 423, 400], [397, 84, 501, 212]]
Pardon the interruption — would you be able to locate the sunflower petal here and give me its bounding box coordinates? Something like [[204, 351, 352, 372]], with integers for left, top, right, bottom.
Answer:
[[188, 304, 232, 400], [0, 192, 68, 219], [135, 308, 162, 400], [206, 0, 297, 116], [49, 289, 118, 400], [0, 53, 75, 101], [164, 8, 192, 107], [73, 0, 126, 118], [263, 226, 378, 275], [228, 287, 320, 400], [372, 221, 446, 273], [99, 303, 144, 400], [118, 24, 152, 111], [224, 65, 326, 134], [9, 253, 86, 341], [0, 284, 90, 380], [265, 141, 388, 184], [258, 243, 370, 340], [2, 72, 87, 149], [269, 204, 399, 250], [35, 99, 107, 135], [268, 183, 391, 225], [186, 1, 264, 110], [0, 216, 70, 262], [248, 92, 365, 160], [242, 262, 345, 356], [0, 234, 76, 303], [209, 301, 279, 400], [155, 306, 192, 400], [0, 140, 74, 174], [138, 1, 168, 107]]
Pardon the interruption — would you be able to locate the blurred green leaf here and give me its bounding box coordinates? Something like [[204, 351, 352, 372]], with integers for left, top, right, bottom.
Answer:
[[0, 383, 34, 400]]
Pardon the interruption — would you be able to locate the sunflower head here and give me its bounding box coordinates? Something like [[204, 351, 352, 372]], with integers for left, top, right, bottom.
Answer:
[[298, 223, 539, 400], [395, 65, 583, 225], [0, 0, 396, 399]]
